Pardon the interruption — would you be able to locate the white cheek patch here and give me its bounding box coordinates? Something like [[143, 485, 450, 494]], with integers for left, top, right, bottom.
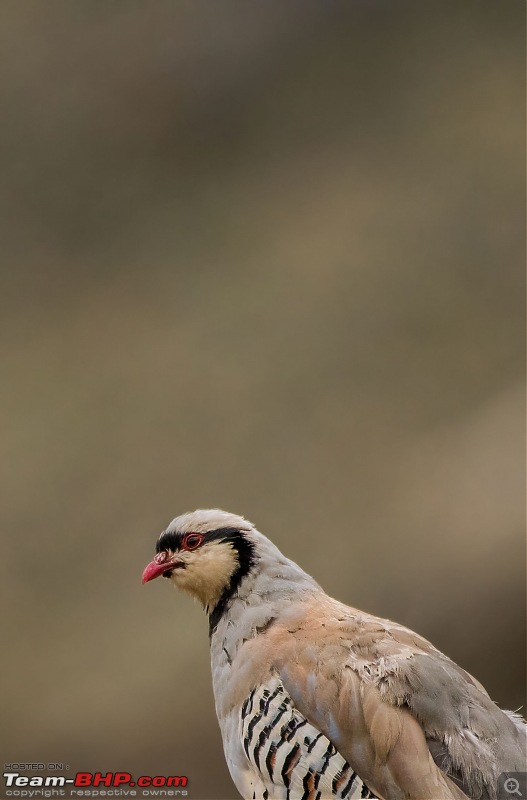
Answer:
[[172, 540, 239, 610]]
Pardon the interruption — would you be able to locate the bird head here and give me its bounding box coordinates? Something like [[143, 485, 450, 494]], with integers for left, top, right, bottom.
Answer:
[[142, 509, 257, 612]]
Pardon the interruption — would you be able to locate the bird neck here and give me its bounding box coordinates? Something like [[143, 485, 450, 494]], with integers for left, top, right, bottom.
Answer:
[[208, 543, 320, 646]]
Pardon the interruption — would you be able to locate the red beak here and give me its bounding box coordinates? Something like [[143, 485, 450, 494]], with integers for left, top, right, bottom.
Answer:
[[142, 552, 174, 584]]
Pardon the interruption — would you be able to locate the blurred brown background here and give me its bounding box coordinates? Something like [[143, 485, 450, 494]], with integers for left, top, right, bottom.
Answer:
[[0, 2, 525, 798]]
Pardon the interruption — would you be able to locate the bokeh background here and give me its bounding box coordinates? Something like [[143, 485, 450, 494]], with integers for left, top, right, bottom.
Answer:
[[1, 2, 525, 798]]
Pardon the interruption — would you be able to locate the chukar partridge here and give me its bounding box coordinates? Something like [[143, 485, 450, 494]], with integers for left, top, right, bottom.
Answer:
[[142, 509, 526, 800]]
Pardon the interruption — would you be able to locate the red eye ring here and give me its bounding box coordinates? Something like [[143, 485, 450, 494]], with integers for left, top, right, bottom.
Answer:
[[182, 533, 204, 551]]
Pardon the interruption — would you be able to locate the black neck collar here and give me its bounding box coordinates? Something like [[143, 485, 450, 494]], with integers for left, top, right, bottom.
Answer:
[[207, 527, 256, 637]]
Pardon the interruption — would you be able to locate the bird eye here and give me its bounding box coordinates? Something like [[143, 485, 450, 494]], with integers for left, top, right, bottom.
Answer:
[[182, 533, 204, 551]]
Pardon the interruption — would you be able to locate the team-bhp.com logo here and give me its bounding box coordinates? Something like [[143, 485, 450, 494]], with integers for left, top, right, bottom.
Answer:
[[3, 771, 188, 797]]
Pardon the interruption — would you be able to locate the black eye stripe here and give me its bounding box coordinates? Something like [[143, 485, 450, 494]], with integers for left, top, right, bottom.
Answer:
[[156, 525, 246, 553], [156, 531, 180, 553]]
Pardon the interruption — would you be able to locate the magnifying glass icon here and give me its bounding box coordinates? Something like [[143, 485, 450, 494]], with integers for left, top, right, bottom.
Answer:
[[504, 778, 522, 797]]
